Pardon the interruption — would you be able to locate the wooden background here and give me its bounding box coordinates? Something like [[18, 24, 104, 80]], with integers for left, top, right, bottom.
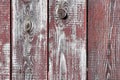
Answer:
[[0, 0, 10, 80], [88, 0, 120, 80], [49, 0, 86, 80], [12, 0, 47, 80], [0, 0, 120, 80]]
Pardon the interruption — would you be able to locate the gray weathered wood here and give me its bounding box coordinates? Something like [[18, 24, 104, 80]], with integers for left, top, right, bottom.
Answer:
[[49, 0, 86, 80], [12, 0, 47, 79]]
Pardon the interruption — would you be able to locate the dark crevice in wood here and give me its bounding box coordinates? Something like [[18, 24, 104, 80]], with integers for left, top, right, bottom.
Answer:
[[10, 0, 12, 79], [106, 41, 112, 80], [86, 0, 88, 80], [47, 0, 49, 80]]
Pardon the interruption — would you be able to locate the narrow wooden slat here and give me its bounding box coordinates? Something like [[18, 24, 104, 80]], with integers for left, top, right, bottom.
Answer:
[[88, 0, 120, 79], [0, 0, 10, 80], [49, 0, 86, 80], [12, 0, 47, 80]]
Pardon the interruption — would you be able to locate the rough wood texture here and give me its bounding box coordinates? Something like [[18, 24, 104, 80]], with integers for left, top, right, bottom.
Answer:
[[88, 0, 120, 80], [0, 0, 10, 80], [12, 0, 47, 80], [49, 0, 86, 80]]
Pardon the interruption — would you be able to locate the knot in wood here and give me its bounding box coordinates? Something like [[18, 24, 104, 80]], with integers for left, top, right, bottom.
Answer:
[[58, 8, 67, 19], [25, 21, 32, 33]]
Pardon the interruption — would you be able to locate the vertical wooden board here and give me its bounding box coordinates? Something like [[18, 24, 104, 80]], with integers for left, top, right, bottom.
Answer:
[[12, 0, 47, 80], [88, 0, 120, 80], [49, 0, 86, 80], [0, 0, 10, 80]]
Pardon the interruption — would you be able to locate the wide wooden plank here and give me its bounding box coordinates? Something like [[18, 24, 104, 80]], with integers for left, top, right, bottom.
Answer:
[[49, 0, 86, 80], [88, 0, 120, 80], [12, 0, 47, 80], [0, 0, 10, 80]]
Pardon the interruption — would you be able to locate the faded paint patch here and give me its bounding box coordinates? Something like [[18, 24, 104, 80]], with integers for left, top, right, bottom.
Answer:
[[12, 0, 47, 80], [49, 0, 86, 79], [2, 43, 10, 54]]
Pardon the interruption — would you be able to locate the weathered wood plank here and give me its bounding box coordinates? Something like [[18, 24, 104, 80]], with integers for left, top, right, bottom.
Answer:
[[12, 0, 47, 80], [49, 0, 86, 80], [88, 0, 120, 80], [0, 0, 10, 80]]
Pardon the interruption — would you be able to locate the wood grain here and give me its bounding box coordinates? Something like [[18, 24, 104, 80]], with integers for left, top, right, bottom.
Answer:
[[49, 0, 86, 80], [88, 0, 120, 80], [12, 0, 47, 80], [0, 0, 10, 80]]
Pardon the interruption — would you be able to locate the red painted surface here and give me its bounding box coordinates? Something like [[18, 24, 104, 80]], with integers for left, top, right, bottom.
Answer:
[[12, 0, 47, 80], [49, 0, 86, 80], [88, 0, 120, 80], [0, 0, 10, 80], [1, 0, 120, 80]]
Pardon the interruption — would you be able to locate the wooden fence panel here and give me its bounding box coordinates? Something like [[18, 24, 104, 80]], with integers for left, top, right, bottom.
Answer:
[[88, 0, 120, 80], [49, 0, 86, 80], [12, 0, 47, 80], [0, 0, 10, 80]]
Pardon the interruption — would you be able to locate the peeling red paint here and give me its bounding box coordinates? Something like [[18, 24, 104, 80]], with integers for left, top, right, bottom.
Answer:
[[0, 0, 10, 80]]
